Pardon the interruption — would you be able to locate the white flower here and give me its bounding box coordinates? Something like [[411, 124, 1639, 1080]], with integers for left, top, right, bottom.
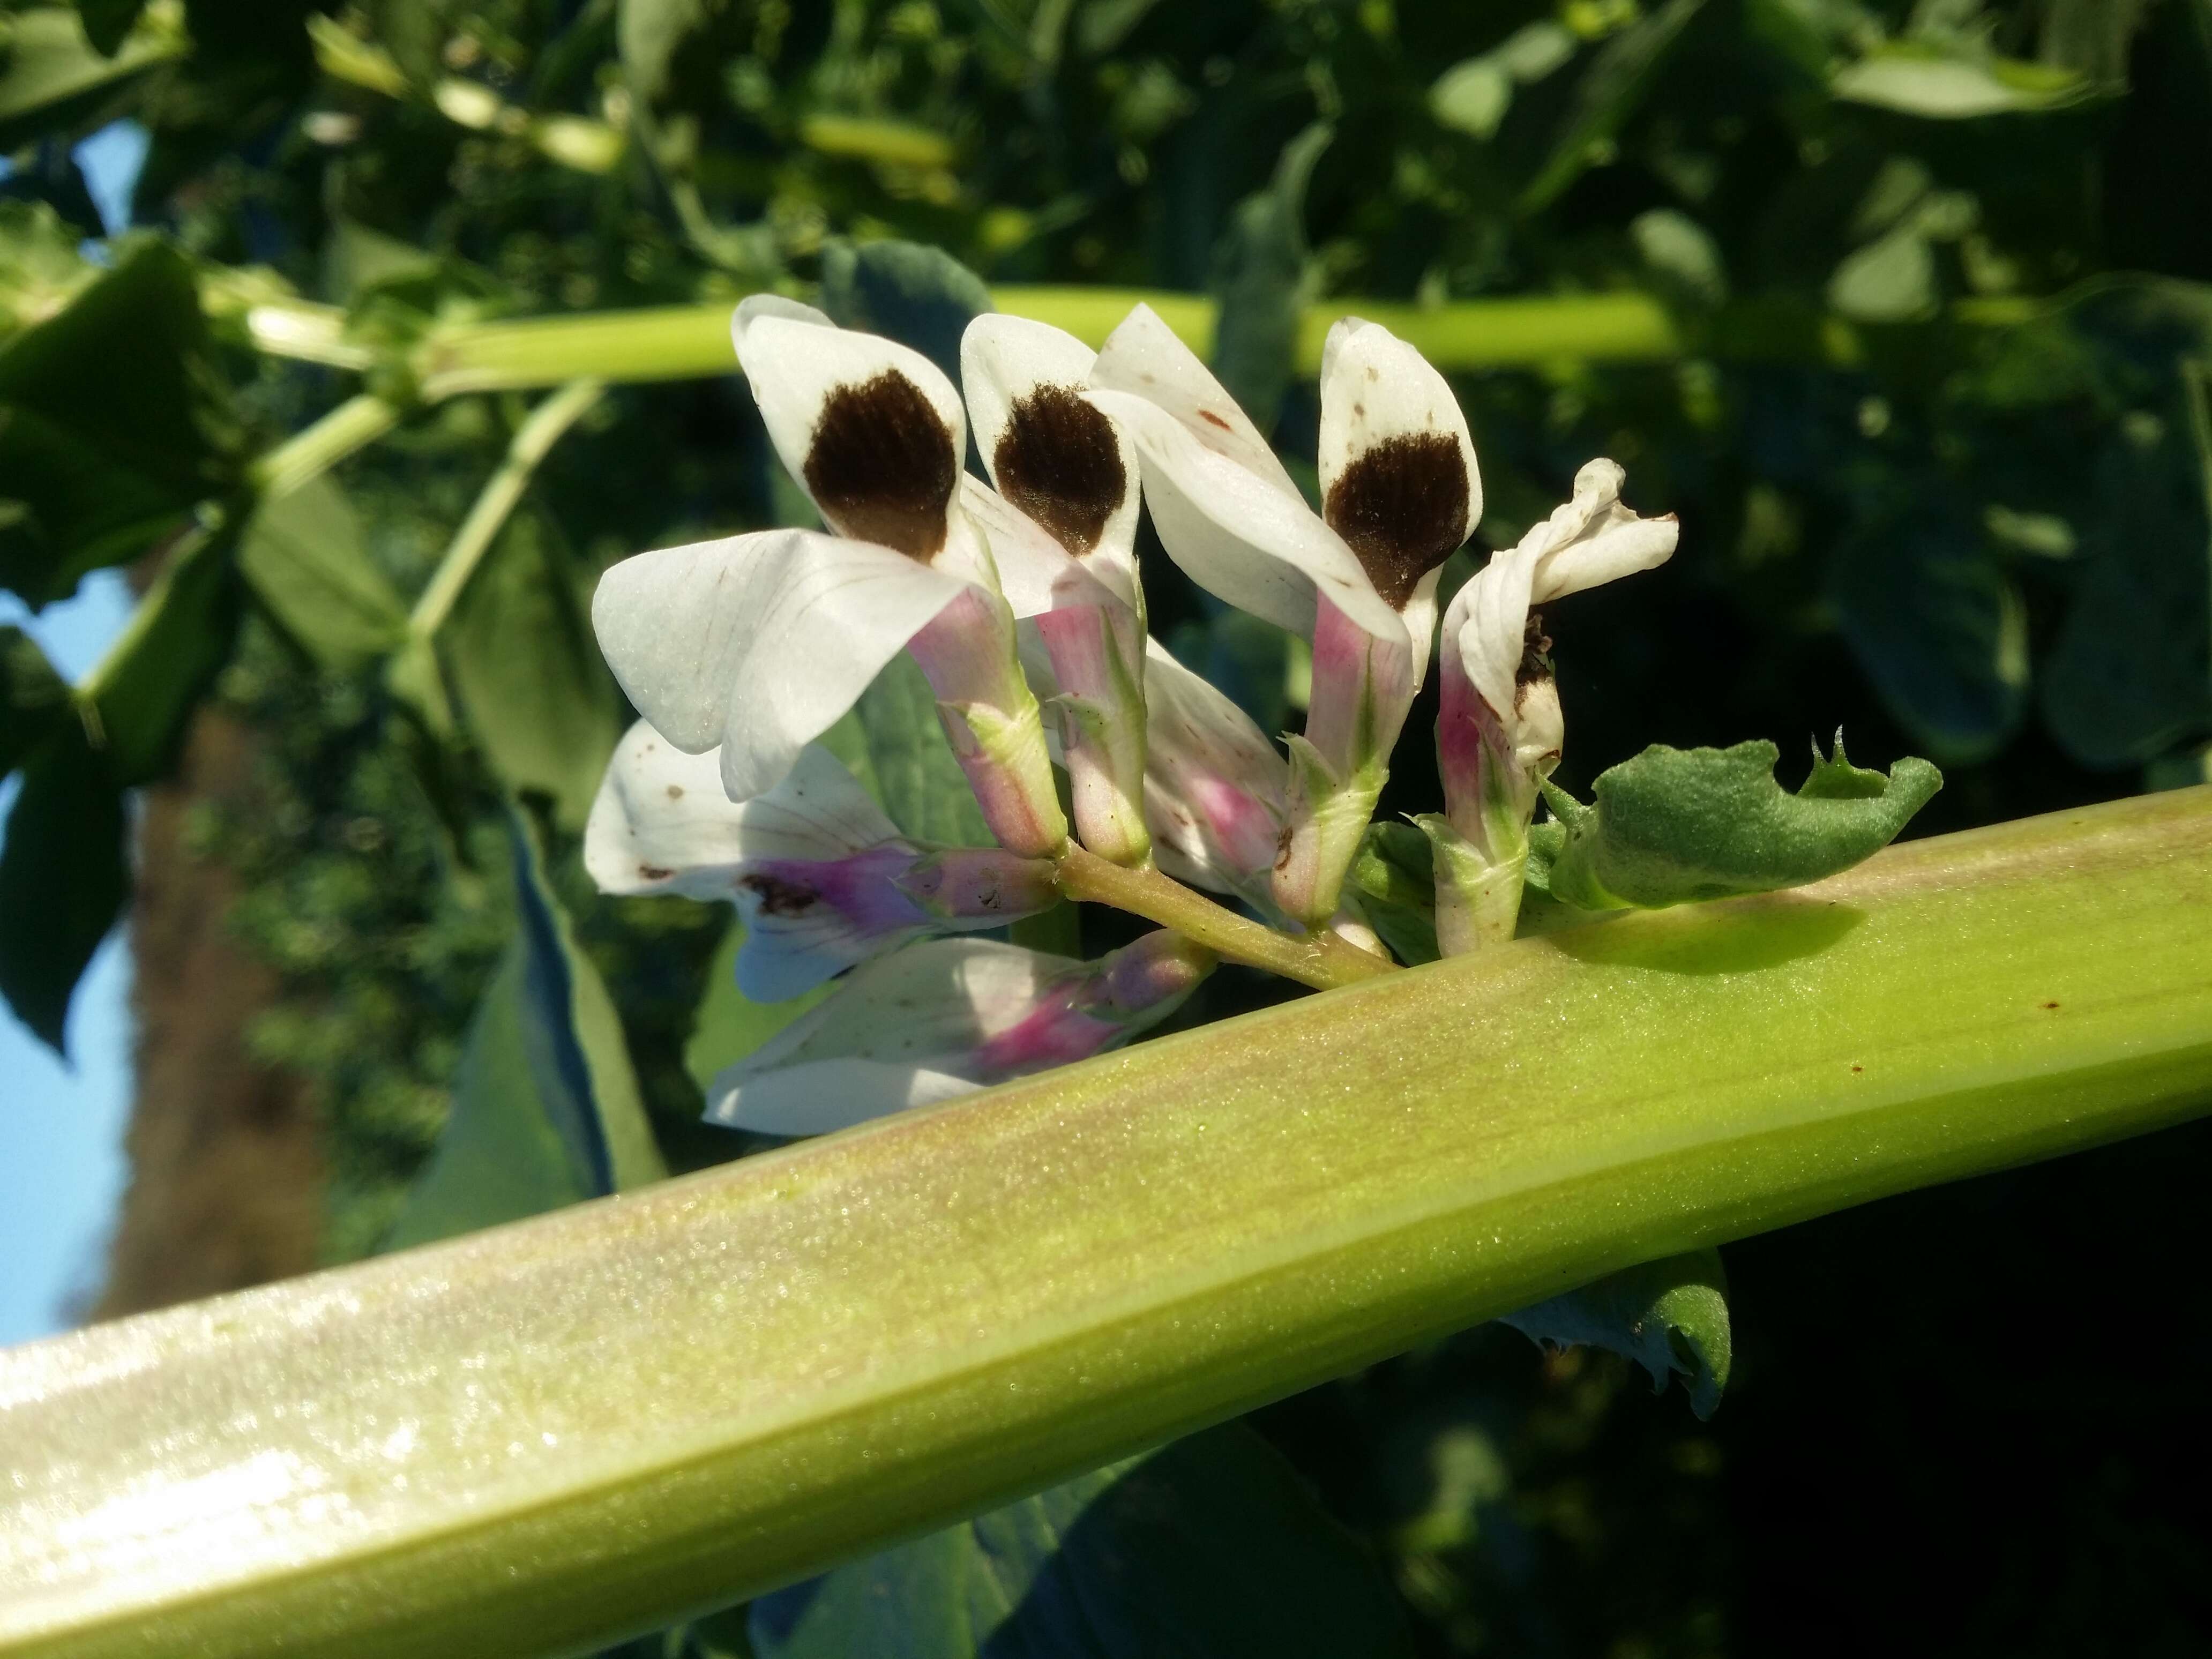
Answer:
[[586, 720, 1056, 1001], [1085, 305, 1482, 924], [706, 932, 1212, 1135], [960, 314, 1152, 866], [1426, 458, 1677, 952], [591, 300, 1066, 855], [1137, 639, 1289, 910]]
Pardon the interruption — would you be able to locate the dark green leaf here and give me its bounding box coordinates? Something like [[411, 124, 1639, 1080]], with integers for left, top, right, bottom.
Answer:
[[445, 507, 624, 831], [1500, 1249, 1732, 1420], [616, 0, 709, 104], [84, 512, 241, 784], [237, 476, 410, 672], [1, 623, 71, 779], [1207, 121, 1329, 434], [1520, 0, 1708, 213], [1164, 606, 1295, 738], [835, 652, 992, 847], [0, 726, 126, 1051], [751, 1423, 1410, 1659], [818, 240, 992, 394], [0, 6, 184, 150], [1829, 509, 2027, 763], [74, 0, 150, 58], [2036, 0, 2156, 86], [2041, 368, 2212, 768], [1530, 736, 1941, 911], [385, 811, 664, 1249], [1348, 820, 1439, 967], [0, 238, 241, 604]]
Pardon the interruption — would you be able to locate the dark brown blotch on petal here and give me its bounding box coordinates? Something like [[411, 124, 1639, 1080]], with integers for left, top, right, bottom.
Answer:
[[1517, 610, 1552, 685], [803, 369, 958, 561], [739, 872, 820, 917], [1323, 431, 1472, 610], [992, 383, 1127, 556]]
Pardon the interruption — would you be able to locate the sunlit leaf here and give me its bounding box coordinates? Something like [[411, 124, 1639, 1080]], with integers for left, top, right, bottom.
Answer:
[[386, 811, 665, 1249], [1530, 736, 1941, 911], [85, 511, 242, 784], [1830, 45, 2097, 118], [0, 5, 184, 150], [1500, 1249, 1733, 1420], [752, 1424, 1411, 1659]]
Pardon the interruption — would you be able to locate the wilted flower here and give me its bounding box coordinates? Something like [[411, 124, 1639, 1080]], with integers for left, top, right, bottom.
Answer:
[[1424, 459, 1677, 952], [586, 721, 1057, 1002], [960, 313, 1152, 866], [1087, 305, 1481, 927], [591, 300, 1067, 856], [706, 932, 1213, 1135]]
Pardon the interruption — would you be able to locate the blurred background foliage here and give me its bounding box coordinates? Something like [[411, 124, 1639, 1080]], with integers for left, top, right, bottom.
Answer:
[[4, 0, 2211, 1652]]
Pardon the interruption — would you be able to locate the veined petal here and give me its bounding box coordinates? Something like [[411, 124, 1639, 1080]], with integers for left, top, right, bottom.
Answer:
[[962, 315, 1142, 600], [958, 475, 1135, 618], [1087, 389, 1407, 647], [707, 1058, 980, 1137], [706, 939, 1077, 1132], [738, 315, 968, 563], [585, 725, 900, 898], [1141, 638, 1288, 899], [1090, 302, 1302, 500], [591, 527, 970, 801], [1318, 318, 1482, 612], [730, 294, 834, 361], [1526, 459, 1678, 602]]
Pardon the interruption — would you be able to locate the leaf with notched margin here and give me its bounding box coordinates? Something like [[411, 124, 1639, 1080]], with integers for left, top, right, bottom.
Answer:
[[1528, 736, 1941, 911]]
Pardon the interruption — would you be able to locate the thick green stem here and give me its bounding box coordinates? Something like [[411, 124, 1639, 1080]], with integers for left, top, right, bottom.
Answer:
[[4, 791, 2204, 1659], [1053, 842, 1396, 990]]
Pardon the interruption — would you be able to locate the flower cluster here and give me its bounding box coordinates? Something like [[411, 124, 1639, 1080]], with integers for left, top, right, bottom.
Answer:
[[588, 296, 1675, 1132]]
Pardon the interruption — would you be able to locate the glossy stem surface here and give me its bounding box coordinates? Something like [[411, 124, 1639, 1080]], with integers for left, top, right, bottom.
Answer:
[[4, 789, 2209, 1659]]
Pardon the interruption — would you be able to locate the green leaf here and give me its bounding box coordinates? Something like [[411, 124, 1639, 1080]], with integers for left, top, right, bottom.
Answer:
[[2041, 367, 2212, 768], [1348, 820, 1439, 967], [1207, 122, 1330, 435], [1827, 223, 1937, 323], [444, 507, 623, 831], [1830, 43, 2098, 118], [236, 476, 409, 672], [1520, 0, 1708, 213], [1500, 1249, 1732, 1421], [818, 240, 992, 394], [0, 726, 126, 1051], [1829, 509, 2028, 763], [616, 0, 709, 104], [0, 623, 71, 780], [0, 6, 185, 150], [386, 812, 664, 1249], [83, 512, 242, 784], [1429, 21, 1576, 141], [839, 652, 992, 848], [751, 1424, 1410, 1659], [683, 921, 829, 1096], [0, 238, 241, 604], [0, 201, 98, 338], [1530, 736, 1941, 911]]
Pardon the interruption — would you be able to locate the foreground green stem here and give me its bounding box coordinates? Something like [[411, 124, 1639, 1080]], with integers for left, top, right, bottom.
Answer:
[[4, 789, 2208, 1659], [244, 393, 402, 499], [1053, 843, 1396, 990]]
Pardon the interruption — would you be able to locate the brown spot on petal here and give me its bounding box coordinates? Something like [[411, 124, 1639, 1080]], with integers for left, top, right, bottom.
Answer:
[[739, 872, 820, 917], [665, 784, 684, 799], [638, 864, 675, 881], [1198, 409, 1232, 430], [1324, 431, 1471, 609], [803, 369, 957, 561], [993, 383, 1126, 555]]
